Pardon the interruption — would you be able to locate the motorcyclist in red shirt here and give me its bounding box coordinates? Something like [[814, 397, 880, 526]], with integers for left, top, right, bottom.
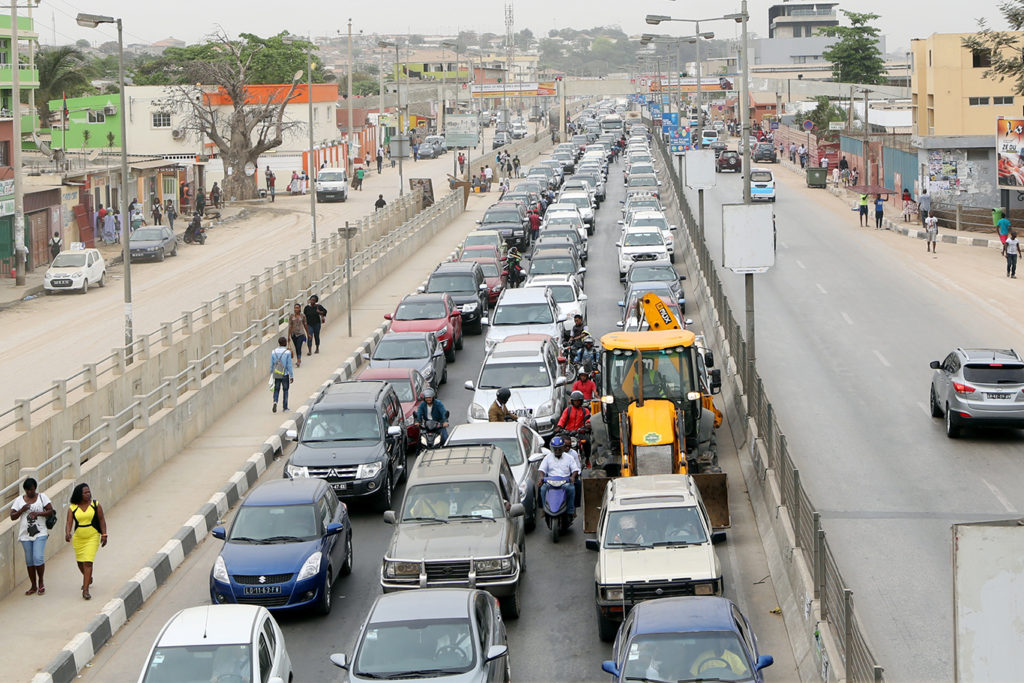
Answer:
[[572, 371, 598, 401], [557, 391, 592, 465]]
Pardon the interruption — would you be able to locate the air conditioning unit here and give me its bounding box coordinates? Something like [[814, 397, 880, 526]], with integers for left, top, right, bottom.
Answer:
[[171, 129, 184, 140], [103, 105, 118, 116]]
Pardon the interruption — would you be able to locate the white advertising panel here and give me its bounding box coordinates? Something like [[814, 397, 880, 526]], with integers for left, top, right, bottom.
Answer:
[[685, 149, 717, 190], [722, 203, 775, 273]]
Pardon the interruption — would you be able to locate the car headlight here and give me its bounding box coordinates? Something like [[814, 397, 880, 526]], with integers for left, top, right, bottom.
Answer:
[[462, 302, 478, 313], [356, 461, 383, 479], [43, 272, 51, 280], [603, 587, 624, 601], [296, 551, 322, 581], [438, 325, 449, 336], [694, 582, 716, 596], [286, 463, 309, 478], [385, 560, 421, 578], [72, 272, 84, 278], [476, 557, 513, 573], [535, 401, 554, 418], [213, 555, 229, 583], [404, 414, 416, 427], [422, 366, 434, 379], [470, 402, 488, 420]]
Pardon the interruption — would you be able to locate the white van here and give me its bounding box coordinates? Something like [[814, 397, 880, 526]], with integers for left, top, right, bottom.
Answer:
[[750, 167, 777, 202], [315, 168, 348, 203], [700, 129, 719, 147]]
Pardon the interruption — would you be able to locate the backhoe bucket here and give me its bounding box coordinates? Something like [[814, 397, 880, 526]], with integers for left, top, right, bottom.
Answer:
[[692, 472, 730, 529], [582, 475, 611, 534]]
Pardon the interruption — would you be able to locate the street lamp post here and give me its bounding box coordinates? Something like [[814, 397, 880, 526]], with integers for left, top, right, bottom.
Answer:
[[378, 43, 385, 156], [11, 0, 24, 286], [346, 19, 354, 204], [285, 34, 318, 242], [77, 12, 134, 358]]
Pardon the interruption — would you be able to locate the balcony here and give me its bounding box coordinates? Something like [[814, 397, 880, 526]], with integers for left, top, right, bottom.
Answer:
[[0, 63, 38, 87]]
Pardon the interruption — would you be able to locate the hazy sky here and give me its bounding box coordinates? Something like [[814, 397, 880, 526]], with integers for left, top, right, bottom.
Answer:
[[39, 0, 1004, 55]]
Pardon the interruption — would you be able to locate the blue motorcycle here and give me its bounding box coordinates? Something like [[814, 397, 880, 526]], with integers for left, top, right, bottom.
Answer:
[[542, 475, 574, 542]]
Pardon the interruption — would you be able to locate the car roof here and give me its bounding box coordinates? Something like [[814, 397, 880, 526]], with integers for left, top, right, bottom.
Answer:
[[488, 201, 523, 210], [243, 478, 325, 506], [632, 596, 739, 636], [157, 605, 264, 647], [628, 259, 674, 270], [400, 293, 446, 304], [318, 380, 390, 407], [381, 331, 432, 341], [370, 589, 475, 622], [489, 338, 550, 358], [433, 261, 478, 274], [447, 422, 523, 442], [497, 287, 550, 303], [410, 445, 505, 481], [357, 367, 418, 381], [958, 348, 1022, 363], [607, 474, 699, 509], [532, 248, 575, 258], [750, 167, 773, 174], [629, 210, 667, 220]]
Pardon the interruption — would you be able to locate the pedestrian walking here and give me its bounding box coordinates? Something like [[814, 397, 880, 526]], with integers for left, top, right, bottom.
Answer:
[[924, 214, 938, 253], [10, 477, 54, 596], [874, 195, 885, 229], [412, 142, 419, 161], [65, 483, 106, 601], [102, 210, 116, 244], [300, 171, 308, 195], [270, 336, 293, 413], [512, 155, 520, 177], [375, 194, 387, 210], [210, 182, 221, 209], [265, 166, 274, 192], [195, 189, 206, 217], [918, 189, 931, 228], [997, 212, 1012, 244], [289, 171, 299, 195], [376, 147, 384, 174], [1004, 230, 1020, 277], [858, 193, 870, 227], [48, 231, 62, 261], [151, 202, 162, 226], [820, 155, 829, 169], [304, 294, 327, 355], [457, 152, 465, 174], [268, 172, 276, 202], [789, 142, 796, 163], [165, 201, 177, 230], [355, 166, 365, 190], [130, 206, 145, 234], [484, 165, 493, 190], [850, 168, 859, 187], [288, 303, 309, 367], [528, 209, 540, 240]]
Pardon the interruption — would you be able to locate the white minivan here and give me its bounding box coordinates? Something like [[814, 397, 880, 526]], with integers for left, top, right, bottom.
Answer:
[[315, 167, 348, 203], [700, 129, 719, 147], [750, 167, 777, 202]]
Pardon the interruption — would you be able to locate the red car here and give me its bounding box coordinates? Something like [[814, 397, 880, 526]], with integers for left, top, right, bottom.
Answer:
[[384, 293, 463, 362], [458, 244, 503, 263], [354, 367, 427, 453], [465, 256, 506, 305]]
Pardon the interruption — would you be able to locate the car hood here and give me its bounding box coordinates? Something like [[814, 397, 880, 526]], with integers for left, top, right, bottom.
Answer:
[[47, 265, 88, 277], [598, 544, 720, 584], [485, 322, 560, 345], [472, 385, 557, 416], [220, 537, 321, 575], [388, 518, 513, 560], [129, 238, 163, 248], [290, 442, 385, 466], [389, 319, 446, 334], [368, 357, 433, 375], [480, 221, 524, 232]]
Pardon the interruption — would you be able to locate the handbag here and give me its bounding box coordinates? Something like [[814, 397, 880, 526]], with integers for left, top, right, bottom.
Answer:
[[45, 508, 57, 530]]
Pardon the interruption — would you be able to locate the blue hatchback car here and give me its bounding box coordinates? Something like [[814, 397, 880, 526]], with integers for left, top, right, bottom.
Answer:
[[601, 596, 773, 682], [210, 478, 353, 615]]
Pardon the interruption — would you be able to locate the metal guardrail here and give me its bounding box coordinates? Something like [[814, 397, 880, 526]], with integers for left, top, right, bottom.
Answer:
[[653, 133, 884, 682], [0, 189, 463, 506]]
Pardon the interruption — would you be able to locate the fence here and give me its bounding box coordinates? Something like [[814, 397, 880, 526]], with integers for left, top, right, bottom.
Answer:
[[652, 133, 884, 682]]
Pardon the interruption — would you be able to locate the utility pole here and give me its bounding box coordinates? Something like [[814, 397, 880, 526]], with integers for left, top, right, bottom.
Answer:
[[346, 21, 354, 193], [11, 0, 25, 285], [503, 1, 513, 136], [862, 89, 870, 185], [695, 20, 702, 143], [378, 44, 385, 155]]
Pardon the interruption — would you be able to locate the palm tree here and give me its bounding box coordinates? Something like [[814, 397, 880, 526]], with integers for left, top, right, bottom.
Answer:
[[35, 46, 92, 130]]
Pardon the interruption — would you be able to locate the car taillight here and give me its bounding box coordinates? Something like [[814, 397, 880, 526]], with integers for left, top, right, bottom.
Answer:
[[953, 382, 976, 395]]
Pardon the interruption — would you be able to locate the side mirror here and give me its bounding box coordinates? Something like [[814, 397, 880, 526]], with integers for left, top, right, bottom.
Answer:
[[285, 429, 298, 441], [705, 351, 715, 368], [326, 522, 344, 536], [383, 510, 397, 524], [712, 530, 727, 544], [387, 425, 402, 437], [602, 661, 621, 677], [670, 224, 678, 231], [579, 293, 588, 301], [434, 347, 444, 357], [710, 368, 722, 394], [577, 267, 586, 274], [475, 219, 482, 225], [383, 313, 392, 320], [509, 503, 525, 518], [417, 285, 426, 293], [617, 300, 625, 307], [528, 452, 545, 463], [480, 283, 488, 291], [615, 321, 624, 328], [680, 274, 687, 280], [617, 220, 624, 225], [361, 352, 371, 360], [464, 380, 476, 391], [330, 653, 349, 670], [755, 655, 775, 671], [557, 314, 568, 323], [586, 538, 600, 552], [486, 644, 509, 662], [685, 318, 694, 326], [481, 317, 489, 326], [615, 242, 622, 248], [929, 360, 941, 369], [555, 375, 567, 387], [212, 526, 226, 540]]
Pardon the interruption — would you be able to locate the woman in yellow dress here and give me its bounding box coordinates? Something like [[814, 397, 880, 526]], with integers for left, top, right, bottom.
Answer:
[[64, 483, 107, 600]]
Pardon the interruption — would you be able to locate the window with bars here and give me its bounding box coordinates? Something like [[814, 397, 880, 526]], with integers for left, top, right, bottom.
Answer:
[[968, 97, 990, 106], [87, 111, 105, 123], [994, 95, 1014, 105], [152, 111, 171, 128]]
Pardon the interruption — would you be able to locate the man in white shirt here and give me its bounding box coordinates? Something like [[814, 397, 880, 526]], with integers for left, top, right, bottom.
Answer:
[[1003, 230, 1020, 278], [924, 214, 938, 254], [537, 436, 580, 515]]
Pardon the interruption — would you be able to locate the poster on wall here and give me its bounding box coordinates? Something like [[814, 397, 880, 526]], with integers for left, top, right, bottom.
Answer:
[[997, 117, 1024, 188], [928, 150, 960, 195]]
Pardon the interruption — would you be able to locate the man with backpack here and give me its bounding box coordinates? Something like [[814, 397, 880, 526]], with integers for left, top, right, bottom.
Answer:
[[270, 337, 294, 413]]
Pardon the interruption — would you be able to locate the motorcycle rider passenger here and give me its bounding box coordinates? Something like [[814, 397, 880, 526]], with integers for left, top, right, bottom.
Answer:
[[488, 387, 515, 422], [537, 436, 580, 519], [557, 390, 592, 464], [415, 388, 449, 443], [575, 334, 601, 367], [572, 371, 598, 401]]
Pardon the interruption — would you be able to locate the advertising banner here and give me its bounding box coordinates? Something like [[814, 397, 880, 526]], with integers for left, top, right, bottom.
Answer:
[[669, 127, 692, 155], [444, 114, 480, 148], [648, 77, 735, 93], [661, 112, 679, 134], [470, 82, 556, 98], [997, 117, 1024, 188]]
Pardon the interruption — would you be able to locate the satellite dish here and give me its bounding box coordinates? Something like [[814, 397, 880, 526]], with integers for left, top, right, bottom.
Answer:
[[87, 150, 100, 161], [32, 132, 54, 160]]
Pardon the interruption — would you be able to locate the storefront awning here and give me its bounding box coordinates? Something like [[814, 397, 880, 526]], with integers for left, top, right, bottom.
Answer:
[[129, 159, 182, 171]]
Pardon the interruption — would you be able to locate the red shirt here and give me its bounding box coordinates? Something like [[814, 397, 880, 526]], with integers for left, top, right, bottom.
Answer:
[[529, 212, 540, 230], [572, 379, 597, 400], [558, 404, 590, 432]]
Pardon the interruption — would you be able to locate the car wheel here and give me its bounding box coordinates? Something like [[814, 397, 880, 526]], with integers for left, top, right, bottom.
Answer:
[[341, 193, 348, 202], [317, 571, 333, 615], [469, 319, 483, 335], [445, 346, 456, 363], [525, 501, 536, 533], [670, 253, 676, 264], [98, 272, 105, 288], [930, 387, 942, 418], [597, 607, 619, 642], [376, 470, 393, 512], [945, 405, 961, 438], [454, 332, 464, 351], [80, 279, 88, 294], [500, 581, 522, 619], [158, 249, 165, 262], [340, 532, 353, 576], [440, 366, 448, 385], [171, 244, 178, 257]]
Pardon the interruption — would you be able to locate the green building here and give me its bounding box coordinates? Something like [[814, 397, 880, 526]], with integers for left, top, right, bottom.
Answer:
[[47, 93, 122, 150]]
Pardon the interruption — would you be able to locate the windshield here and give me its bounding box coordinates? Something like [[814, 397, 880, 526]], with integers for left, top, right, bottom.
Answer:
[[546, 285, 575, 303], [131, 229, 164, 241], [546, 214, 582, 228], [530, 257, 576, 275], [631, 217, 668, 231], [395, 301, 446, 321], [427, 274, 476, 294], [51, 253, 86, 268], [141, 644, 252, 683], [318, 171, 345, 182], [605, 347, 694, 405], [354, 618, 475, 677], [750, 171, 773, 182], [620, 632, 752, 682], [230, 503, 318, 543], [627, 201, 661, 213], [492, 302, 554, 325], [563, 196, 589, 208], [482, 210, 521, 224], [388, 381, 415, 403], [630, 165, 655, 175], [301, 408, 382, 441], [630, 266, 675, 282], [541, 229, 579, 244], [629, 175, 658, 187], [623, 232, 664, 247], [963, 364, 1024, 384], [477, 262, 500, 278], [480, 361, 551, 389], [604, 506, 707, 547], [401, 481, 504, 521], [373, 338, 429, 360]]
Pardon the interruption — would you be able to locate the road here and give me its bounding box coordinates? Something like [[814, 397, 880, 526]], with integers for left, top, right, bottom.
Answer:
[[683, 149, 1024, 682], [79, 134, 797, 683]]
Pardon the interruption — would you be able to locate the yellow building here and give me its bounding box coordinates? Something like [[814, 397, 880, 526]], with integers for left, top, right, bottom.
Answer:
[[910, 32, 1022, 137]]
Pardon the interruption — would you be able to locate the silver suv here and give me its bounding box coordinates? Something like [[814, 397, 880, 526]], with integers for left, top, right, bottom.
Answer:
[[929, 348, 1024, 437]]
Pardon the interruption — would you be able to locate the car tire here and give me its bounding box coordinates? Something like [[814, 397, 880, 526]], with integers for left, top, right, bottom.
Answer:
[[525, 501, 536, 533], [440, 367, 448, 385], [158, 250, 165, 262], [500, 581, 522, 619], [670, 253, 676, 264], [445, 346, 456, 363], [376, 470, 393, 512], [469, 319, 483, 335], [317, 571, 333, 615], [341, 193, 347, 202], [171, 244, 178, 257], [98, 272, 105, 288], [930, 387, 942, 418], [945, 406, 961, 438], [340, 532, 353, 576], [454, 332, 464, 351], [80, 279, 88, 295], [597, 607, 619, 642]]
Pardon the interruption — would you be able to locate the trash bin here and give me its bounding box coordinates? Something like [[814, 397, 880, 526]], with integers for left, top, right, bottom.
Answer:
[[806, 167, 827, 188], [993, 208, 1005, 226]]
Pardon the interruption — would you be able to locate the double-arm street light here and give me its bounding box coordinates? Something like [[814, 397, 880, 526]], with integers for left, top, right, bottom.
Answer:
[[284, 34, 318, 242], [378, 40, 406, 196], [77, 11, 134, 358], [640, 32, 714, 131], [440, 40, 463, 177]]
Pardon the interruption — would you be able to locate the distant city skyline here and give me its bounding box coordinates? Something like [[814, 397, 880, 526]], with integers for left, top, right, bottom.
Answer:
[[34, 0, 1005, 55]]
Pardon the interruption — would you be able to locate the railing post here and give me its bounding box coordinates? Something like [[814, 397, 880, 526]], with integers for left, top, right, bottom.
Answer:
[[216, 346, 226, 373], [843, 589, 854, 674], [51, 379, 67, 411], [136, 335, 150, 361], [219, 291, 230, 313], [83, 363, 98, 392], [111, 347, 127, 376], [874, 665, 884, 681], [14, 399, 30, 431], [189, 360, 203, 390], [103, 416, 119, 451], [18, 466, 39, 485], [183, 310, 194, 335], [813, 512, 823, 600], [202, 300, 214, 323], [791, 468, 801, 545], [62, 441, 82, 479], [134, 395, 150, 429], [162, 321, 174, 346], [163, 378, 178, 409], [955, 203, 962, 232]]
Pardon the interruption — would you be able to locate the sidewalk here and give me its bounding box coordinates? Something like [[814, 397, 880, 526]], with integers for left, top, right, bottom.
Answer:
[[9, 190, 500, 683]]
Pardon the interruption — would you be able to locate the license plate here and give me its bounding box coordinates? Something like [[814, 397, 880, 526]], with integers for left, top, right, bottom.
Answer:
[[987, 392, 1014, 399], [52, 279, 71, 286], [332, 482, 349, 492], [243, 585, 282, 595]]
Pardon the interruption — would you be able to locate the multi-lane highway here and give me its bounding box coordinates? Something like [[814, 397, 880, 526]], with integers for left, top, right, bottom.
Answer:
[[79, 128, 798, 682]]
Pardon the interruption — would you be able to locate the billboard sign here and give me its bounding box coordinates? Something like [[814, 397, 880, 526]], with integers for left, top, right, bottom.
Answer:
[[997, 117, 1024, 188], [470, 82, 556, 98], [722, 203, 775, 273], [669, 127, 692, 155], [444, 114, 480, 148], [661, 112, 679, 134]]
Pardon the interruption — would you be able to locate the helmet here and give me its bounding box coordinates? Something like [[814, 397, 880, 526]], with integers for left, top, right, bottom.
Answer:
[[508, 247, 521, 257], [584, 334, 595, 346], [550, 436, 565, 449], [422, 388, 436, 399], [570, 390, 585, 402], [578, 371, 590, 380], [496, 387, 512, 403]]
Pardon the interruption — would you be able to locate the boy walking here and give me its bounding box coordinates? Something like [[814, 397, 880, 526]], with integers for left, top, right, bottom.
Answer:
[[1004, 230, 1020, 278], [270, 337, 293, 413], [924, 214, 938, 253]]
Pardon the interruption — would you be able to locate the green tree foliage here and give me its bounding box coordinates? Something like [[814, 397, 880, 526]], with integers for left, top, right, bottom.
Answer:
[[819, 11, 886, 84], [963, 2, 1024, 95], [338, 73, 380, 97], [537, 27, 640, 76], [515, 28, 534, 52], [807, 96, 846, 141], [35, 46, 93, 130]]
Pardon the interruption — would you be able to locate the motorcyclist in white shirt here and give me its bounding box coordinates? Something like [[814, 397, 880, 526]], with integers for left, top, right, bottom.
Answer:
[[537, 436, 581, 516]]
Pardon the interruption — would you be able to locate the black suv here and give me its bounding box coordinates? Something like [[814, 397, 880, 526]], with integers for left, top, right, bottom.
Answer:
[[753, 143, 778, 163], [422, 261, 489, 333], [477, 201, 531, 251], [285, 381, 407, 511]]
